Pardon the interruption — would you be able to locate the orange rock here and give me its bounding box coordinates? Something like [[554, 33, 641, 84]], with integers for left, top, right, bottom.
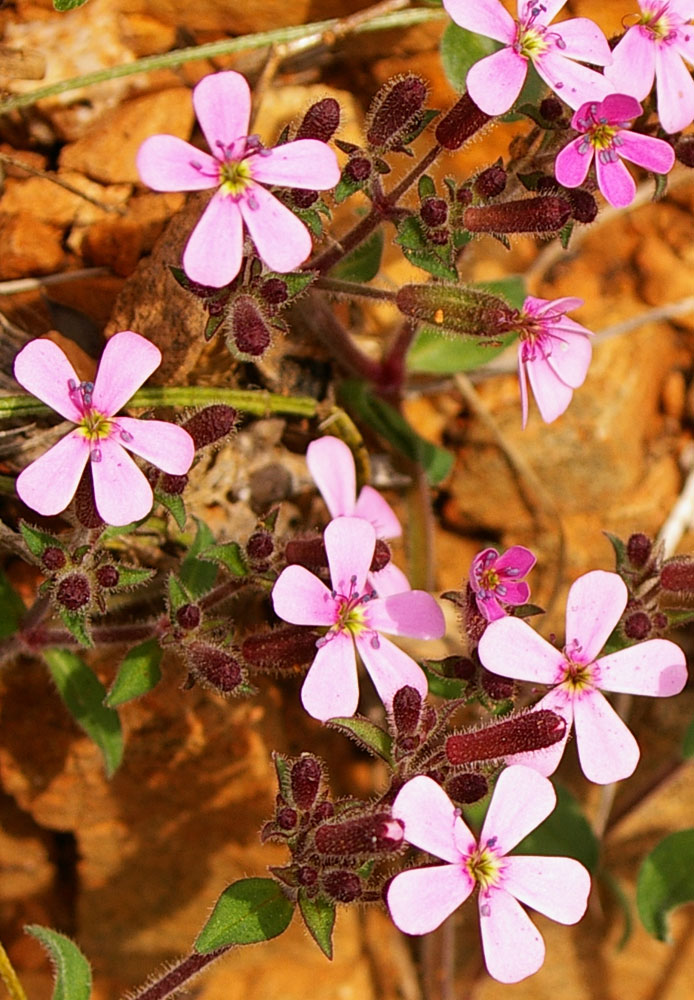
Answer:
[[0, 212, 64, 278]]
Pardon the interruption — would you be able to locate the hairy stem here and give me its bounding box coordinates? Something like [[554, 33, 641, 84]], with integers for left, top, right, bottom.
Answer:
[[314, 276, 397, 302], [124, 948, 229, 1000]]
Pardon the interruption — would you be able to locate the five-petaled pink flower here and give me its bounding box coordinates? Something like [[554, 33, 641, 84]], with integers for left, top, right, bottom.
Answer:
[[306, 435, 409, 596], [272, 516, 445, 721], [387, 767, 591, 983], [605, 1, 694, 134], [443, 0, 612, 116], [13, 332, 195, 526], [137, 71, 340, 288], [470, 546, 536, 621], [516, 295, 594, 427], [555, 94, 676, 208], [478, 570, 688, 783]]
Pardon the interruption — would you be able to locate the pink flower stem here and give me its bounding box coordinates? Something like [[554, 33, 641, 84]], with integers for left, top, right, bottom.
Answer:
[[123, 948, 230, 1000]]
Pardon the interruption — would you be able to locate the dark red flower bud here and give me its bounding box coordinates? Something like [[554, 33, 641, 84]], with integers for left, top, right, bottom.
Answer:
[[312, 800, 335, 823], [627, 532, 653, 568], [366, 74, 428, 149], [228, 295, 272, 358], [291, 188, 319, 208], [652, 612, 668, 631], [291, 755, 323, 810], [322, 870, 362, 903], [539, 96, 564, 121], [674, 135, 694, 167], [474, 164, 507, 199], [464, 196, 571, 233], [315, 813, 404, 857], [187, 643, 242, 694], [446, 709, 565, 764], [74, 473, 103, 529], [42, 546, 66, 571], [429, 228, 449, 245], [56, 573, 91, 611], [184, 405, 237, 449], [445, 772, 488, 804], [436, 92, 492, 150], [371, 538, 391, 572], [297, 865, 318, 887], [259, 278, 289, 306], [277, 806, 298, 830], [456, 185, 473, 205], [96, 565, 119, 588], [660, 558, 694, 592], [160, 473, 188, 495], [480, 667, 515, 701], [247, 531, 274, 563], [623, 611, 651, 640], [392, 685, 422, 735], [568, 188, 598, 223], [297, 98, 340, 142], [241, 626, 319, 671], [176, 603, 201, 630], [345, 156, 372, 182], [420, 197, 448, 228]]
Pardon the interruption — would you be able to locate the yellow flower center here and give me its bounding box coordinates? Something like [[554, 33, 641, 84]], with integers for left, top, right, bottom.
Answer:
[[219, 158, 253, 197], [466, 842, 504, 891]]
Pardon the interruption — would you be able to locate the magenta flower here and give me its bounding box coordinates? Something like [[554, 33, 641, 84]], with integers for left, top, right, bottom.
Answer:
[[387, 767, 591, 983], [470, 546, 536, 621], [605, 1, 694, 133], [478, 571, 688, 783], [272, 516, 445, 721], [443, 0, 612, 116], [554, 94, 676, 208], [516, 295, 594, 427], [137, 71, 340, 288], [306, 435, 409, 596], [13, 332, 195, 526]]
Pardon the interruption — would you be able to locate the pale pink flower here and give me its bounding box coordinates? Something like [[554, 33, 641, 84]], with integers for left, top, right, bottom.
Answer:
[[272, 516, 445, 721], [306, 435, 409, 596], [137, 71, 340, 288], [605, 1, 694, 133], [443, 0, 612, 116], [516, 295, 594, 427], [477, 571, 688, 783], [555, 94, 676, 207], [470, 546, 536, 621], [13, 333, 195, 526], [387, 767, 591, 983]]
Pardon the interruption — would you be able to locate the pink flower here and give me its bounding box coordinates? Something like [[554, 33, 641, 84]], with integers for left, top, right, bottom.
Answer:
[[387, 767, 591, 983], [477, 571, 688, 783], [271, 516, 445, 721], [137, 71, 340, 288], [306, 435, 409, 596], [604, 1, 694, 133], [516, 295, 594, 427], [470, 546, 536, 621], [443, 0, 612, 116], [13, 332, 195, 526]]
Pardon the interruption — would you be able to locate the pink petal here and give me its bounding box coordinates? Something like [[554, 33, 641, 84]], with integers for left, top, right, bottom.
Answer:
[[526, 353, 575, 423], [518, 351, 530, 429], [356, 632, 427, 709], [182, 190, 244, 288], [564, 571, 627, 662], [655, 45, 694, 133], [393, 775, 474, 860], [554, 18, 613, 66], [443, 0, 516, 43], [239, 183, 313, 273], [497, 581, 530, 605], [555, 137, 594, 189], [478, 616, 565, 684], [616, 130, 675, 175], [467, 48, 528, 116], [480, 765, 556, 854], [354, 485, 402, 539], [545, 326, 593, 389], [251, 139, 340, 190], [595, 154, 636, 208], [115, 417, 194, 475], [324, 516, 375, 596], [193, 71, 251, 159], [300, 632, 359, 720], [604, 27, 655, 100], [367, 591, 445, 639], [479, 887, 545, 984], [90, 438, 154, 525], [477, 594, 508, 621], [136, 135, 219, 192], [369, 561, 411, 598], [523, 295, 583, 318], [504, 687, 574, 777], [15, 431, 89, 516], [600, 93, 644, 121], [272, 565, 336, 627], [496, 545, 536, 577], [91, 331, 161, 416], [526, 0, 567, 20], [306, 436, 356, 518], [534, 53, 612, 110], [670, 0, 694, 17], [13, 339, 83, 422], [388, 864, 474, 935], [503, 856, 591, 924], [596, 639, 687, 697], [573, 688, 640, 783]]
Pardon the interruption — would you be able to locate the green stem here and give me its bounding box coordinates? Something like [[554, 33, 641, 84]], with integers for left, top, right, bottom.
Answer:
[[0, 9, 442, 117], [313, 277, 396, 302]]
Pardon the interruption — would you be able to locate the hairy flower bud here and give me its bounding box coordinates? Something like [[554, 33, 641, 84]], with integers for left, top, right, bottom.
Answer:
[[96, 564, 119, 588], [445, 772, 488, 804], [291, 188, 319, 208], [446, 709, 566, 765], [539, 96, 564, 121], [627, 532, 653, 568], [464, 196, 571, 234], [392, 685, 422, 735], [322, 870, 362, 903], [291, 755, 323, 810], [396, 283, 518, 339], [160, 473, 188, 495], [623, 610, 652, 640], [246, 530, 274, 564], [660, 558, 694, 593], [42, 546, 66, 571], [187, 643, 242, 694], [312, 800, 335, 824], [366, 74, 428, 149], [568, 188, 598, 223], [277, 806, 298, 830], [436, 92, 492, 150], [297, 865, 318, 887], [259, 278, 289, 307], [474, 164, 507, 199], [314, 813, 404, 857], [480, 667, 514, 701], [176, 603, 201, 630], [675, 135, 694, 167], [285, 536, 389, 574], [297, 98, 341, 142], [56, 573, 91, 611], [184, 405, 237, 449], [420, 197, 448, 228], [241, 626, 319, 671], [74, 472, 103, 529], [345, 156, 372, 182], [227, 295, 272, 358]]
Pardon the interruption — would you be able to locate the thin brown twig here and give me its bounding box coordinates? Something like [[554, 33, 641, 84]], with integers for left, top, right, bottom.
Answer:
[[0, 152, 128, 215]]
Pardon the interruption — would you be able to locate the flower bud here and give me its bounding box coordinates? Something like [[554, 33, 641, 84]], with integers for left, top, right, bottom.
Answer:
[[277, 806, 298, 830], [420, 197, 448, 228], [74, 472, 103, 529], [660, 558, 694, 593], [96, 565, 119, 588], [297, 865, 318, 887], [396, 283, 518, 338], [345, 156, 372, 182], [314, 813, 404, 857], [445, 772, 488, 804], [464, 196, 571, 233], [297, 98, 340, 142], [159, 473, 188, 495], [480, 667, 514, 701], [371, 539, 392, 572], [291, 189, 319, 208], [675, 135, 694, 167], [246, 530, 274, 564], [56, 573, 91, 611], [539, 96, 564, 121], [436, 92, 492, 150], [568, 188, 598, 223], [227, 294, 272, 358], [322, 870, 362, 903], [259, 278, 289, 307], [446, 709, 566, 765], [187, 642, 243, 694], [392, 685, 422, 735], [176, 603, 201, 630], [474, 164, 507, 199], [366, 74, 428, 149], [623, 610, 651, 640], [42, 546, 66, 571], [627, 532, 653, 568], [241, 626, 319, 671], [184, 405, 237, 449], [312, 800, 335, 823], [291, 755, 323, 810]]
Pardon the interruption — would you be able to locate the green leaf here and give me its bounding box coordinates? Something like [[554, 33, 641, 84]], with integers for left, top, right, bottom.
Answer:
[[19, 521, 65, 559], [25, 925, 92, 1000], [637, 830, 694, 940], [514, 783, 600, 872], [200, 541, 249, 577], [53, 0, 89, 9], [112, 565, 156, 589], [265, 269, 316, 301], [43, 648, 123, 777], [396, 216, 457, 281], [168, 574, 190, 613], [204, 313, 225, 341], [334, 171, 367, 204], [418, 174, 436, 199], [195, 877, 294, 952], [298, 892, 336, 959], [338, 380, 453, 485], [0, 568, 26, 638], [422, 661, 466, 699], [327, 716, 393, 763], [407, 326, 517, 374], [156, 487, 187, 529], [333, 230, 384, 283], [440, 21, 502, 91], [603, 530, 628, 569], [295, 207, 323, 237], [105, 639, 163, 707], [57, 607, 92, 648], [682, 717, 694, 759], [180, 518, 218, 597]]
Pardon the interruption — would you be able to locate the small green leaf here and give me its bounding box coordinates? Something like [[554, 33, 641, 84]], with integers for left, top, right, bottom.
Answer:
[[295, 207, 323, 237], [272, 753, 293, 800], [396, 216, 457, 281], [0, 568, 26, 637], [105, 639, 163, 707], [200, 541, 249, 577], [113, 565, 155, 589], [334, 171, 367, 204], [422, 661, 466, 699], [514, 783, 600, 872], [603, 530, 628, 569], [333, 230, 384, 283], [204, 313, 225, 341], [25, 925, 92, 1000], [418, 174, 436, 199], [57, 607, 92, 648], [43, 648, 123, 777], [440, 21, 502, 91], [168, 574, 190, 613], [180, 518, 218, 597], [328, 716, 393, 763], [682, 718, 694, 759], [195, 877, 294, 952], [53, 0, 89, 9], [156, 487, 187, 529], [265, 269, 316, 301], [19, 521, 65, 559], [407, 327, 517, 374], [637, 830, 694, 940], [298, 891, 336, 959]]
